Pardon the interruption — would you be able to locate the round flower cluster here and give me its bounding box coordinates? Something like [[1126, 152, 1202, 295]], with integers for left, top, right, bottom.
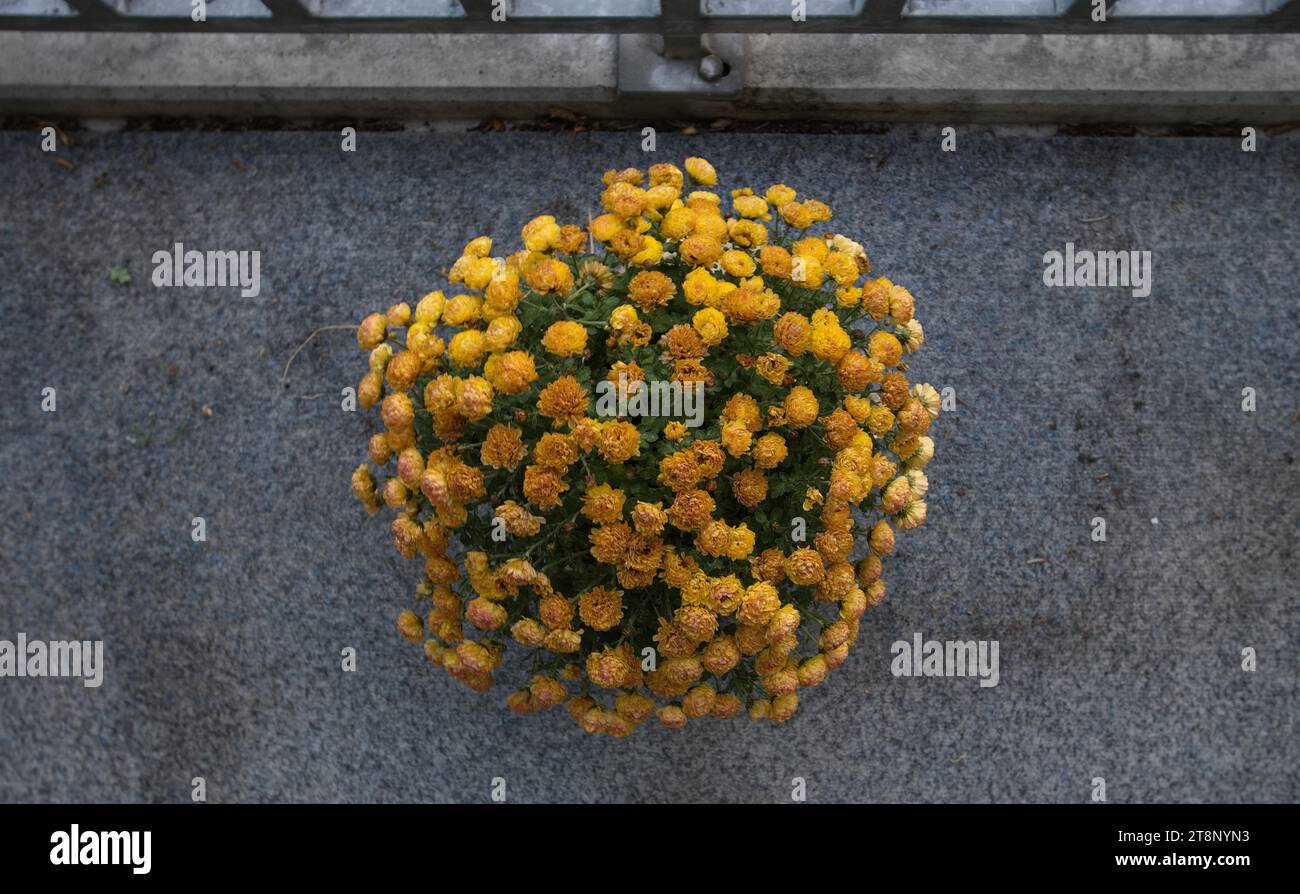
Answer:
[[352, 157, 939, 735]]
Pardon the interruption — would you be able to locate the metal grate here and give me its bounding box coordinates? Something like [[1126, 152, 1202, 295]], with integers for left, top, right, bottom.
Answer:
[[0, 0, 1298, 32]]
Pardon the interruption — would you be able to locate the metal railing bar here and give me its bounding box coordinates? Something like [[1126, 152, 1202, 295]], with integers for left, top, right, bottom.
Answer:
[[861, 0, 908, 24], [1063, 0, 1108, 20], [458, 0, 493, 22], [1272, 0, 1300, 21], [660, 0, 702, 58], [260, 0, 319, 20], [63, 0, 126, 18]]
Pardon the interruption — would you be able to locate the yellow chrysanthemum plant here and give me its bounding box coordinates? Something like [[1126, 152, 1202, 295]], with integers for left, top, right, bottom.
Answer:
[[351, 157, 939, 735]]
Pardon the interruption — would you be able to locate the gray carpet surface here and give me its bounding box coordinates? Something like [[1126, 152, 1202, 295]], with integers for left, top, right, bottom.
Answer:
[[0, 129, 1296, 803]]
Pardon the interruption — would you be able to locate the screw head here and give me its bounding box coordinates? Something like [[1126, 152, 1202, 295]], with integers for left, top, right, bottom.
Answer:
[[698, 54, 727, 82]]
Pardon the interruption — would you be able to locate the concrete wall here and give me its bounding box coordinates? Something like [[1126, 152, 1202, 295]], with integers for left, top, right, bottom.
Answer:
[[2, 31, 1299, 122]]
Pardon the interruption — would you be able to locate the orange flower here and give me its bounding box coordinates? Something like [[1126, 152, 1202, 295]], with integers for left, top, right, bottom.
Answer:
[[523, 464, 569, 509], [582, 483, 627, 524], [481, 424, 526, 469], [598, 420, 641, 464], [627, 270, 676, 312], [484, 350, 538, 394], [783, 385, 819, 429], [578, 586, 625, 631], [785, 547, 826, 586], [537, 375, 589, 425]]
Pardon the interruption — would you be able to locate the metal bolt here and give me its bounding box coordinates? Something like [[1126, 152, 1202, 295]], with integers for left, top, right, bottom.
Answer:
[[698, 54, 727, 81]]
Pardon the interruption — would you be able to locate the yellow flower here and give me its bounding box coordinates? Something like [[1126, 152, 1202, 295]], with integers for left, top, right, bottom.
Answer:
[[521, 214, 561, 252], [686, 191, 720, 212], [783, 385, 819, 429], [447, 329, 487, 368], [414, 291, 445, 325], [739, 581, 780, 627], [728, 218, 768, 248], [660, 206, 697, 240], [463, 235, 492, 258], [754, 352, 790, 385], [589, 522, 632, 564], [649, 162, 683, 188], [810, 320, 851, 364], [481, 345, 531, 389], [541, 320, 588, 357], [356, 312, 388, 350], [607, 303, 641, 334], [769, 692, 799, 724], [533, 432, 578, 470], [868, 330, 903, 367], [765, 184, 796, 206], [889, 284, 915, 322], [663, 325, 706, 360], [772, 311, 811, 355], [663, 420, 689, 442], [644, 184, 679, 213], [824, 251, 859, 286], [668, 487, 714, 531], [901, 318, 926, 353], [682, 685, 717, 718], [657, 705, 688, 729], [589, 213, 624, 243], [869, 519, 895, 555], [525, 257, 574, 295], [912, 382, 942, 418], [461, 257, 497, 291], [684, 156, 717, 185], [860, 276, 893, 318], [679, 234, 723, 268], [790, 252, 824, 288], [780, 201, 813, 228], [726, 523, 756, 560], [906, 435, 935, 469], [630, 235, 663, 266], [380, 392, 414, 430], [868, 405, 895, 436], [896, 499, 928, 531], [837, 351, 880, 393], [486, 273, 521, 316], [692, 307, 728, 346], [481, 424, 526, 469], [752, 433, 788, 470], [682, 268, 719, 306], [719, 248, 757, 278], [785, 547, 826, 586], [602, 181, 648, 218], [384, 350, 420, 392], [720, 420, 752, 458], [733, 193, 769, 219]]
